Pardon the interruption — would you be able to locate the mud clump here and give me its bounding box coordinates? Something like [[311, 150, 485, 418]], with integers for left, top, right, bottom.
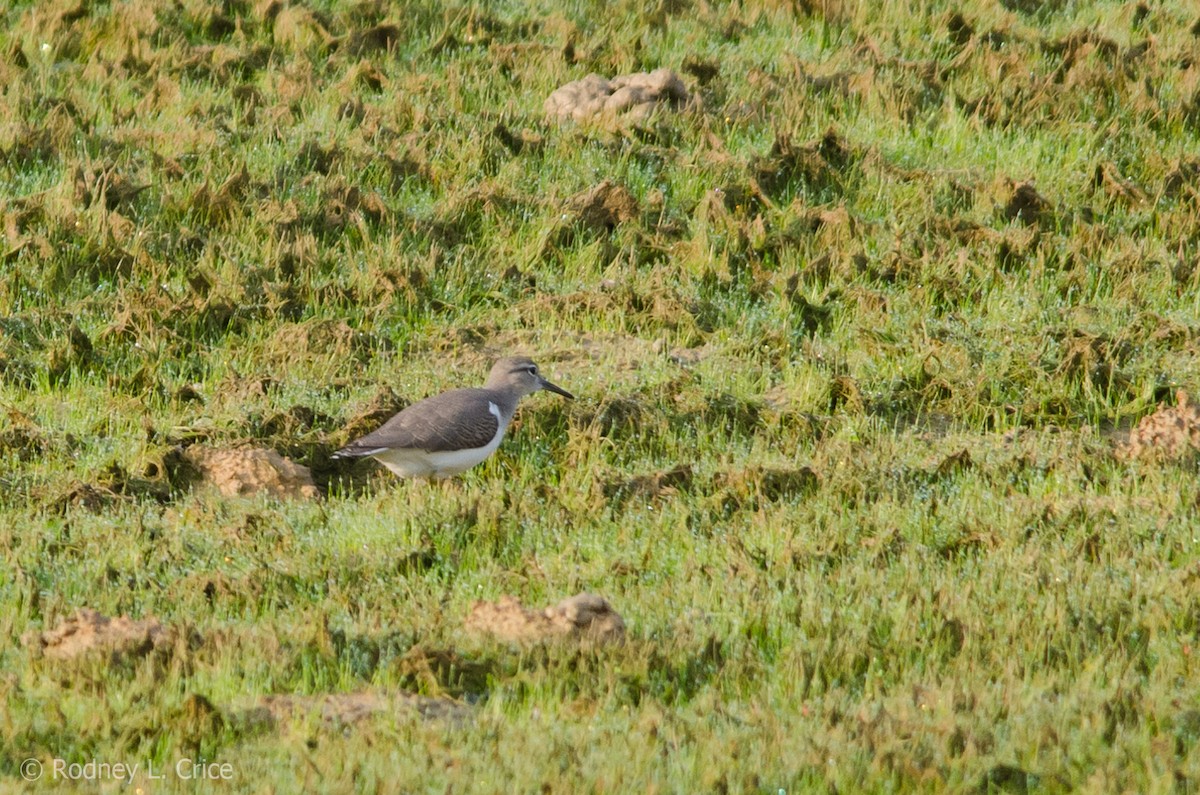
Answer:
[[185, 447, 319, 499], [1001, 180, 1053, 226], [545, 68, 688, 124], [465, 593, 626, 645], [338, 24, 402, 57], [567, 180, 639, 232], [248, 691, 470, 730], [1121, 390, 1200, 461], [23, 609, 184, 665]]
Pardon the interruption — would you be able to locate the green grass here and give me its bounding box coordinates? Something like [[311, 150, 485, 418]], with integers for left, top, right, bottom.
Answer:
[[3, 0, 1200, 791]]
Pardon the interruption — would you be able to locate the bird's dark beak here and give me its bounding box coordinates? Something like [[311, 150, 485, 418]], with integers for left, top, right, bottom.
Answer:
[[540, 377, 574, 400]]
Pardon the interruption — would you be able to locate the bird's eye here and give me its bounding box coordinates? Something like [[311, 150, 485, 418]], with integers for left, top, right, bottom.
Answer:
[[528, 365, 539, 375]]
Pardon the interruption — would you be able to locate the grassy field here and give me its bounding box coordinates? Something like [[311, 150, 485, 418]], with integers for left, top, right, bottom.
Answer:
[[4, 0, 1200, 791]]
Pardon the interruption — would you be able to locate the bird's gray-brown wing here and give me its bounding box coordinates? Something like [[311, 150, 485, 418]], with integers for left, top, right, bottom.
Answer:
[[334, 388, 500, 457]]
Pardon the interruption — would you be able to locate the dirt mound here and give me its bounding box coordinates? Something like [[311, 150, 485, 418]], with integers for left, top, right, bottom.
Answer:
[[23, 609, 181, 664], [999, 179, 1054, 226], [185, 446, 319, 499], [545, 68, 688, 124], [465, 593, 625, 644], [567, 180, 639, 232], [249, 691, 470, 729], [1122, 390, 1200, 461]]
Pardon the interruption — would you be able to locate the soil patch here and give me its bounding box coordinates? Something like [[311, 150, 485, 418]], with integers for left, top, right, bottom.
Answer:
[[185, 446, 319, 499], [465, 593, 625, 645], [1000, 179, 1054, 226], [545, 68, 688, 124], [566, 180, 639, 232], [23, 608, 187, 665], [1121, 390, 1200, 461]]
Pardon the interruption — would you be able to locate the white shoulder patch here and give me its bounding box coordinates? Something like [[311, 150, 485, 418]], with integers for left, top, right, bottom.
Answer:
[[488, 402, 502, 423]]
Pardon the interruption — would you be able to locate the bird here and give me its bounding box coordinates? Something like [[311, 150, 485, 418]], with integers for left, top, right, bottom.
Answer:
[[331, 356, 574, 479]]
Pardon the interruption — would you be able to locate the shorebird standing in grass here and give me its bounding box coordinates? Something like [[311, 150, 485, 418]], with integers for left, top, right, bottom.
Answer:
[[332, 356, 574, 479]]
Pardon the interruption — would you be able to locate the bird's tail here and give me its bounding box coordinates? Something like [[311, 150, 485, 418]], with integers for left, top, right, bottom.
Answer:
[[331, 444, 387, 460]]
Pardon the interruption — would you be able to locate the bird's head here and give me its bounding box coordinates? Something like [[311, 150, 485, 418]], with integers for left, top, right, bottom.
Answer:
[[488, 356, 574, 399]]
